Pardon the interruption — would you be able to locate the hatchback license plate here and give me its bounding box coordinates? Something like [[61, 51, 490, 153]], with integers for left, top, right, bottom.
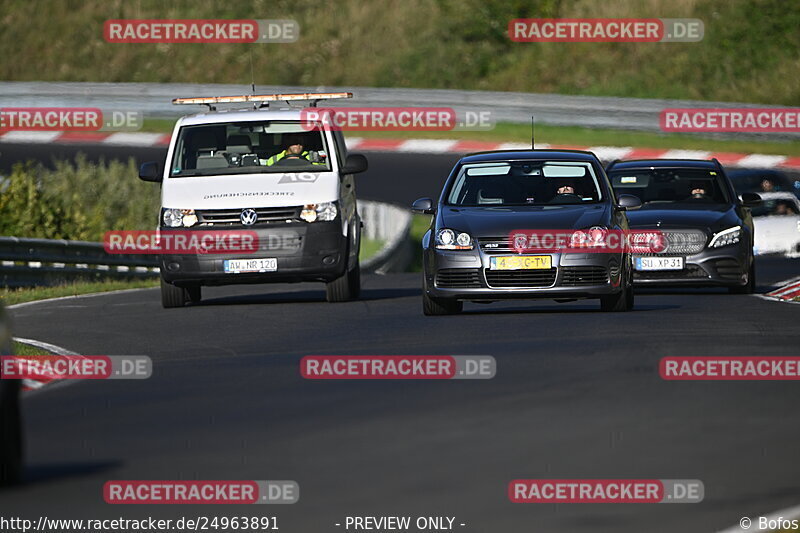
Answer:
[[490, 255, 552, 270]]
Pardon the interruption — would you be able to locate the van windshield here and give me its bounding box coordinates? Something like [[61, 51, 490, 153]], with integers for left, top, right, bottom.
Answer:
[[170, 121, 331, 176]]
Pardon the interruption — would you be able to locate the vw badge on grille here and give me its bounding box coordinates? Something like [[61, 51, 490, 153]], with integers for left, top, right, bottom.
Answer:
[[240, 208, 258, 226]]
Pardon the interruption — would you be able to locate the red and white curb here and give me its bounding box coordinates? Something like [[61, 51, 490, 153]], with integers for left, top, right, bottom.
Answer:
[[1, 131, 799, 169], [10, 337, 82, 391], [759, 277, 800, 303]]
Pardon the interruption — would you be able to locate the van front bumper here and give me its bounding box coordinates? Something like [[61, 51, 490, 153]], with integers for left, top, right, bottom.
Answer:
[[159, 222, 348, 286]]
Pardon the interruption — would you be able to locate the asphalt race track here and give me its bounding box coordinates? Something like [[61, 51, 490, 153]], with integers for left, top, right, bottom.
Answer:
[[2, 143, 800, 532]]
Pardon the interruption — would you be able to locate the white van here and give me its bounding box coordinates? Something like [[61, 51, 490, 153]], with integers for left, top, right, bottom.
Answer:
[[138, 93, 368, 308]]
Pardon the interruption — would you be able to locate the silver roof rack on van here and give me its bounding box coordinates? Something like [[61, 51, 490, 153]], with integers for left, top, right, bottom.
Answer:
[[172, 92, 353, 111]]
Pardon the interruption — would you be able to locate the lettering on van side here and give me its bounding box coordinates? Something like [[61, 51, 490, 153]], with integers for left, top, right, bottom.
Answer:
[[202, 191, 296, 200]]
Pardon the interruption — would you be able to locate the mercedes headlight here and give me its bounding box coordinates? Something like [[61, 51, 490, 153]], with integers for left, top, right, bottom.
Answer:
[[162, 208, 197, 228], [300, 202, 338, 223], [708, 226, 741, 248], [436, 228, 473, 250]]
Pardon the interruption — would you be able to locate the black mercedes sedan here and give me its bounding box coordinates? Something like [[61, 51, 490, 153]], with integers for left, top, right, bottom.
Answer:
[[605, 158, 760, 293], [412, 150, 643, 315]]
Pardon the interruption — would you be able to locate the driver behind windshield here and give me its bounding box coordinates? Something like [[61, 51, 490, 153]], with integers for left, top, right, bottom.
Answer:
[[686, 180, 713, 201], [556, 183, 576, 195], [262, 134, 324, 166]]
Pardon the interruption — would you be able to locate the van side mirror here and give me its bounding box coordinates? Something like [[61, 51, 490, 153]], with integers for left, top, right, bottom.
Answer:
[[740, 192, 762, 206], [139, 162, 162, 182], [411, 197, 435, 215], [615, 194, 642, 211], [342, 154, 368, 174]]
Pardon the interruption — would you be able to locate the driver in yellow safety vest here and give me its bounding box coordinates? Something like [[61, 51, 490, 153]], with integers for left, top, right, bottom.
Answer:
[[262, 134, 324, 166]]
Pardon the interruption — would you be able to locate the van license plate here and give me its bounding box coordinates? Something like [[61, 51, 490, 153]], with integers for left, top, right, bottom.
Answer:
[[224, 258, 277, 273]]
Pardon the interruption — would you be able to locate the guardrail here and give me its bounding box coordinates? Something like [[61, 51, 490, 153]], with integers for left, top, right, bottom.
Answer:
[[2, 81, 797, 140], [0, 236, 159, 288], [360, 200, 413, 274], [0, 200, 412, 287]]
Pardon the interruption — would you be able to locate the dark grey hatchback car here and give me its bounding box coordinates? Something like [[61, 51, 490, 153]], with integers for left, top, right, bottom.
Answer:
[[412, 150, 643, 315]]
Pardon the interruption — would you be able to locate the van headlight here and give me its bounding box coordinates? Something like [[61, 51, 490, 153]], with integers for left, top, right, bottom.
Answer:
[[436, 228, 473, 250], [162, 208, 197, 228], [709, 226, 741, 248], [300, 202, 338, 223]]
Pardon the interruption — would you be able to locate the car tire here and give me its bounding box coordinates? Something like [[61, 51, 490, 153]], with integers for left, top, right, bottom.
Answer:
[[0, 380, 22, 487], [601, 267, 633, 312], [161, 278, 187, 308], [729, 260, 755, 294], [422, 279, 463, 316], [326, 259, 360, 303], [186, 284, 202, 304]]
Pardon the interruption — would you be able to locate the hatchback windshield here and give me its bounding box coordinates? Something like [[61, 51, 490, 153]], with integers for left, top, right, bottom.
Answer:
[[608, 168, 729, 205], [170, 121, 330, 176], [446, 161, 603, 206]]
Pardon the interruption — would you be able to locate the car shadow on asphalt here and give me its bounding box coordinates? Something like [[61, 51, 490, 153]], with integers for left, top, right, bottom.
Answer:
[[196, 287, 420, 306], [12, 460, 122, 488], [459, 303, 680, 315]]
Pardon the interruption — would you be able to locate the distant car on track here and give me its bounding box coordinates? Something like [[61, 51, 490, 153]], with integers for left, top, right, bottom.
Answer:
[[413, 150, 642, 315], [750, 192, 800, 257], [0, 302, 22, 486], [606, 159, 760, 293], [727, 168, 800, 200]]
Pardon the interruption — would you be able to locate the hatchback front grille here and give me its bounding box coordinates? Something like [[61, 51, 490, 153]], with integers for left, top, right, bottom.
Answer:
[[561, 266, 609, 286], [485, 268, 557, 288], [478, 237, 517, 254], [435, 268, 482, 288], [197, 206, 302, 225]]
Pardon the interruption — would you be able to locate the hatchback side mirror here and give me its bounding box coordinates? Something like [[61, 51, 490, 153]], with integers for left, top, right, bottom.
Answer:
[[138, 161, 162, 182], [411, 197, 435, 215], [615, 194, 642, 211], [740, 192, 762, 206], [342, 154, 368, 174]]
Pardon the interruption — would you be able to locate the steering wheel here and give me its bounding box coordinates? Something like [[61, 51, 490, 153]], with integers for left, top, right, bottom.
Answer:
[[550, 193, 582, 204], [274, 155, 309, 166]]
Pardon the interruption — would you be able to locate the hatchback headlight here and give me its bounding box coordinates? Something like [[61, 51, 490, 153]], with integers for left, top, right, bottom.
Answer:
[[436, 228, 473, 250], [300, 202, 338, 223], [709, 226, 741, 248], [162, 208, 197, 228]]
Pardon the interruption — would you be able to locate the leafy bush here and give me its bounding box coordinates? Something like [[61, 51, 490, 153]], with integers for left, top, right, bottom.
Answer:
[[0, 155, 160, 241]]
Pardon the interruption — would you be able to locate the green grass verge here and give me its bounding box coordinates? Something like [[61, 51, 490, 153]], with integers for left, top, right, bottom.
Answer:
[[359, 238, 384, 262], [12, 341, 52, 356], [0, 279, 158, 306], [408, 215, 432, 273], [141, 118, 800, 157]]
